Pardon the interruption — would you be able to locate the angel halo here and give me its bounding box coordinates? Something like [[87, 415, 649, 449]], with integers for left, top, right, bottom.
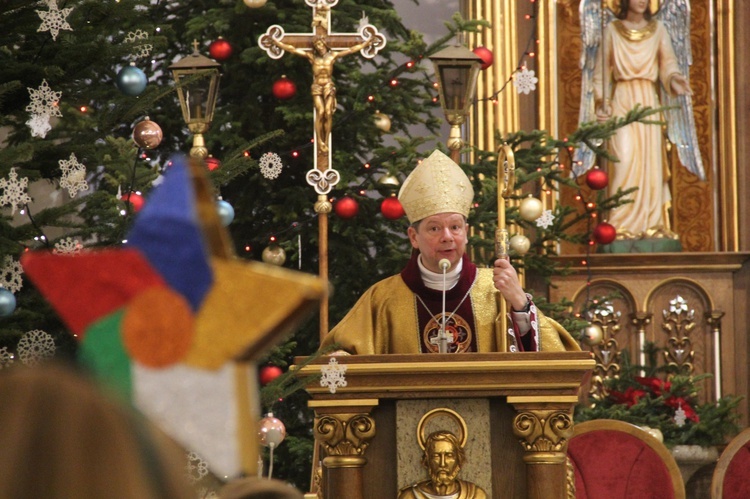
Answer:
[[575, 0, 705, 244], [605, 0, 661, 17]]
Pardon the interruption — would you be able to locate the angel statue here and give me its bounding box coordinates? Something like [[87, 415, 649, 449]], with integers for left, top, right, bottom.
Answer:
[[575, 0, 705, 247]]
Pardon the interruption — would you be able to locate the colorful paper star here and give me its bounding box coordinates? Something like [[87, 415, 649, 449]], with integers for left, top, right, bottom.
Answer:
[[23, 155, 326, 477]]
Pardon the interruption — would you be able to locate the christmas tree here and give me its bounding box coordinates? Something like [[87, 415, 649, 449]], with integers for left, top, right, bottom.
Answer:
[[0, 0, 653, 492]]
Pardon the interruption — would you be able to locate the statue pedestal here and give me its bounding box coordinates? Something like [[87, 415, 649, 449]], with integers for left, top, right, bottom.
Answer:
[[671, 444, 719, 485], [600, 237, 682, 253], [296, 352, 594, 499]]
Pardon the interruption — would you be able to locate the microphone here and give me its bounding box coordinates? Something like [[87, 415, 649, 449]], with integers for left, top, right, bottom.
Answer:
[[438, 258, 451, 271]]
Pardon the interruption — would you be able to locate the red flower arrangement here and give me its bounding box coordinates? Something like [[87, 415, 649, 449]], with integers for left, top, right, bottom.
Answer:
[[576, 347, 741, 447]]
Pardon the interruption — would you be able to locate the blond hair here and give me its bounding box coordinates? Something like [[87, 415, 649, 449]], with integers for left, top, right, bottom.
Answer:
[[0, 363, 193, 499]]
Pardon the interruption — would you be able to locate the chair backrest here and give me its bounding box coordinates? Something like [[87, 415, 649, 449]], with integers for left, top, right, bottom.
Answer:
[[568, 419, 686, 499], [711, 426, 750, 499]]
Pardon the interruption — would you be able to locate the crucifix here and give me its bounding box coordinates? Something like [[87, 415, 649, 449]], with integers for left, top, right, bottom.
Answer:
[[259, 0, 385, 339]]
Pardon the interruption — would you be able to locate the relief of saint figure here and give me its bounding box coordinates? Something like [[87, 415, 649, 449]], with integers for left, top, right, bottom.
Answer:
[[397, 430, 487, 499]]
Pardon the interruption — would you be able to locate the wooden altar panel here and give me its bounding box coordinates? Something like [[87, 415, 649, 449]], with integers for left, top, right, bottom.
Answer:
[[549, 252, 750, 424]]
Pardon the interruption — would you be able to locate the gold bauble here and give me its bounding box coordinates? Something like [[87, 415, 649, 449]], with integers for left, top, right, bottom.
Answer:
[[508, 234, 531, 255], [373, 111, 391, 132], [262, 244, 286, 266], [519, 196, 543, 222], [132, 117, 163, 150], [377, 173, 400, 194], [582, 323, 604, 346], [243, 0, 267, 7]]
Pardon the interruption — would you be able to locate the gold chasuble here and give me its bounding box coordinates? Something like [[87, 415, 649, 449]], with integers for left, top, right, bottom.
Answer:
[[322, 254, 579, 355]]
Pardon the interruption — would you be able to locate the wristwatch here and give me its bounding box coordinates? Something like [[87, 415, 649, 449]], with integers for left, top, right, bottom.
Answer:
[[512, 299, 531, 313]]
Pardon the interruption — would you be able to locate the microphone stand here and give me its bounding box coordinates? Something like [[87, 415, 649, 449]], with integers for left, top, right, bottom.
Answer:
[[437, 259, 450, 353]]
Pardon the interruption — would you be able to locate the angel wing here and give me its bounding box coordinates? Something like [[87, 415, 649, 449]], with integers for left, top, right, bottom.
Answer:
[[573, 0, 614, 177], [656, 0, 706, 180]]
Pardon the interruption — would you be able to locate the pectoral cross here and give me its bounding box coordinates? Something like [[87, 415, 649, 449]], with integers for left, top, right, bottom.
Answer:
[[259, 0, 385, 338], [429, 319, 455, 354]]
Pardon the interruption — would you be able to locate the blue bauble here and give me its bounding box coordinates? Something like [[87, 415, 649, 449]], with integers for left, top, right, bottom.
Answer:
[[217, 200, 235, 226], [0, 289, 16, 317], [116, 66, 148, 96]]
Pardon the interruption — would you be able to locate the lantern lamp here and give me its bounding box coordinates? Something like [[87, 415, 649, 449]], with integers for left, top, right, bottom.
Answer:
[[428, 44, 482, 155], [169, 41, 221, 158]]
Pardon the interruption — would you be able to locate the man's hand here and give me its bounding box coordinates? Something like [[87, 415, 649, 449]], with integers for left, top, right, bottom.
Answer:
[[493, 257, 528, 311]]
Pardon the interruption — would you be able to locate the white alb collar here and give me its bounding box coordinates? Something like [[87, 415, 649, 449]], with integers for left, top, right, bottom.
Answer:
[[418, 255, 463, 290]]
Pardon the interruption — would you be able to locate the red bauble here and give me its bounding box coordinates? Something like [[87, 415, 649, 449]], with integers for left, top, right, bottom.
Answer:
[[380, 196, 405, 220], [585, 168, 609, 190], [473, 46, 494, 70], [209, 38, 233, 61], [334, 196, 359, 219], [205, 156, 221, 171], [272, 76, 297, 100], [121, 192, 144, 212], [259, 365, 283, 386], [593, 222, 617, 245]]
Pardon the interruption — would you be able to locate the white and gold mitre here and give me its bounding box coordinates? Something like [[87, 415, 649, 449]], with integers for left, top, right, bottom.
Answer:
[[398, 150, 474, 223]]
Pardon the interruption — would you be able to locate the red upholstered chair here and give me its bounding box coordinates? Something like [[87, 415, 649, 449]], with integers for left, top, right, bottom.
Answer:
[[567, 419, 686, 499], [711, 426, 750, 499]]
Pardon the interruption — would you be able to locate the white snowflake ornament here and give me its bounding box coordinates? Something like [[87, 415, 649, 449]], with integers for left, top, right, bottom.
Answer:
[[26, 79, 62, 138], [185, 451, 210, 484], [259, 152, 284, 180], [26, 79, 63, 118], [59, 153, 89, 197], [36, 0, 73, 41], [125, 29, 153, 60], [535, 209, 555, 229], [0, 256, 24, 294], [320, 357, 347, 394], [513, 67, 538, 95], [53, 237, 84, 254], [0, 168, 32, 215], [17, 329, 56, 366], [0, 346, 15, 369], [674, 403, 687, 427], [25, 114, 52, 139]]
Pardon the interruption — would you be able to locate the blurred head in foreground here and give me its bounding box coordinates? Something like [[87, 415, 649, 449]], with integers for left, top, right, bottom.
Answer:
[[0, 362, 193, 499]]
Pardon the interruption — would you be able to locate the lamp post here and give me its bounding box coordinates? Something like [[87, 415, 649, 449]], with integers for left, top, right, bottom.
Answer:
[[169, 41, 221, 159], [429, 44, 482, 162]]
